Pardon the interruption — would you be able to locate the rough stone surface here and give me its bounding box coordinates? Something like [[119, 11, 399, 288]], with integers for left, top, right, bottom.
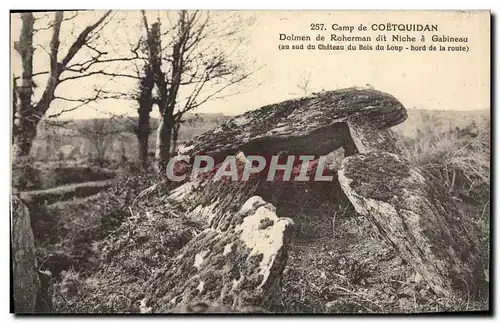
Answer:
[[347, 117, 408, 156], [141, 196, 293, 313], [11, 195, 40, 313], [338, 151, 484, 298], [166, 180, 261, 230], [176, 88, 407, 163]]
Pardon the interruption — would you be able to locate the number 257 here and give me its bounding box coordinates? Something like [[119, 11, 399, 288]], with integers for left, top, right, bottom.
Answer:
[[310, 23, 325, 31]]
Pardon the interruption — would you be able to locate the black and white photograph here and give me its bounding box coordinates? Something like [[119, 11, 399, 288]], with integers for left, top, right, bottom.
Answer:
[[9, 10, 491, 314]]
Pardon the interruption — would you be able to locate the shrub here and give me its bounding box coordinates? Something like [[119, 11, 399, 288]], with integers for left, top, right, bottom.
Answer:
[[402, 111, 490, 207]]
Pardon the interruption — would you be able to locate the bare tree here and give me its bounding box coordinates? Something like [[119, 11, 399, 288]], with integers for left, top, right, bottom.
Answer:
[[12, 11, 137, 168], [140, 10, 254, 171], [75, 118, 126, 167], [296, 71, 312, 96]]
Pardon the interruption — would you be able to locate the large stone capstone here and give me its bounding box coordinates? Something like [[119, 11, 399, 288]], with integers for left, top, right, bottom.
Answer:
[[176, 88, 407, 162]]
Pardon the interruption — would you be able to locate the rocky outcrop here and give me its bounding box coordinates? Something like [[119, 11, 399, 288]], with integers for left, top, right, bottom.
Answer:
[[338, 151, 484, 298], [170, 86, 483, 301], [141, 196, 293, 312], [11, 195, 40, 313], [138, 89, 410, 313]]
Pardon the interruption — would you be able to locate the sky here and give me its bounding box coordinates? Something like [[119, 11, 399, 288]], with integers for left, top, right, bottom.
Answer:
[[10, 10, 490, 120]]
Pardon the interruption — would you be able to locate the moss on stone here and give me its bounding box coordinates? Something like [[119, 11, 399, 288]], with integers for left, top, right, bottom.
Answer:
[[343, 152, 411, 203]]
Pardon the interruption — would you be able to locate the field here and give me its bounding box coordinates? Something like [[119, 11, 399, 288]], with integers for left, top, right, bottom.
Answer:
[[29, 113, 231, 168], [21, 108, 490, 313]]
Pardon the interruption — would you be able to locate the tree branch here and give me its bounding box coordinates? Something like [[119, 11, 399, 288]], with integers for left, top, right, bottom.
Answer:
[[59, 70, 139, 83], [60, 10, 112, 68], [13, 71, 50, 81], [33, 11, 78, 32], [33, 12, 64, 116]]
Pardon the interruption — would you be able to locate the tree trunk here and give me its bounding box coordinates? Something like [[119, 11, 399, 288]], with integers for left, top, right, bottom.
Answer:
[[136, 64, 154, 168], [155, 116, 172, 172], [12, 116, 38, 163], [12, 75, 18, 143], [138, 130, 150, 167], [143, 14, 188, 173], [12, 12, 38, 189], [13, 13, 34, 155], [171, 122, 181, 155], [12, 123, 38, 192]]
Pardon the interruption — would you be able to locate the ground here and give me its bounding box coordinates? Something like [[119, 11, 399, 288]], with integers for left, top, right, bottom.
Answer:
[[274, 192, 487, 313]]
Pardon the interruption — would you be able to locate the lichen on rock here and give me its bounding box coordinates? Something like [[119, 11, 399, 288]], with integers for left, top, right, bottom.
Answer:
[[141, 196, 293, 312]]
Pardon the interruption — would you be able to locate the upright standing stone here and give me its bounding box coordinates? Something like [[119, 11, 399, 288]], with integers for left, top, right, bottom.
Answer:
[[11, 195, 40, 313], [338, 151, 484, 298]]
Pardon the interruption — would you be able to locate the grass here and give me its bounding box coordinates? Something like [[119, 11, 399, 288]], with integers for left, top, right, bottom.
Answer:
[[401, 110, 491, 304], [401, 111, 490, 203], [30, 172, 161, 278], [49, 178, 201, 313]]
